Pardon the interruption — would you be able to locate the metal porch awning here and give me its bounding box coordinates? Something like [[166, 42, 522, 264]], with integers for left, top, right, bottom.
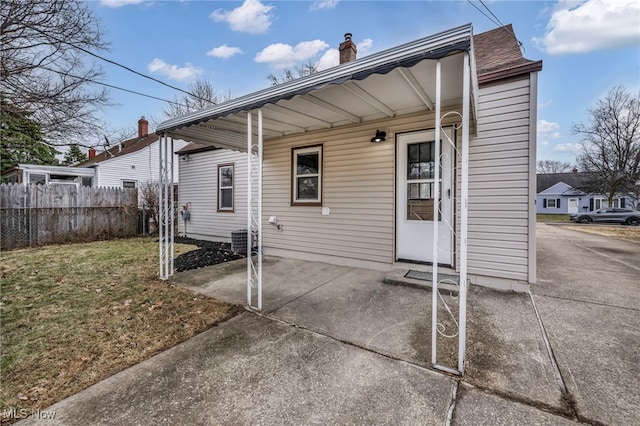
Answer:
[[157, 22, 477, 375], [156, 23, 478, 151]]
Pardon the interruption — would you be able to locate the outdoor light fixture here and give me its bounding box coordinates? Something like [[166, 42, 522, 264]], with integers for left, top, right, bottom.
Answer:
[[370, 130, 386, 143]]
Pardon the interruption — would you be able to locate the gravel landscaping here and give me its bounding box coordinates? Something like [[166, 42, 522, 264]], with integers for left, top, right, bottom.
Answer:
[[174, 237, 246, 272]]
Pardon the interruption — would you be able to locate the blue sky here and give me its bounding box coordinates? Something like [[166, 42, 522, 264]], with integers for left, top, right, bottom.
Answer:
[[88, 0, 640, 165]]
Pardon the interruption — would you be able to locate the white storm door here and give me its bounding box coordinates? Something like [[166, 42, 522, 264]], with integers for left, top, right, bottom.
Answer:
[[396, 129, 454, 265], [568, 198, 579, 214]]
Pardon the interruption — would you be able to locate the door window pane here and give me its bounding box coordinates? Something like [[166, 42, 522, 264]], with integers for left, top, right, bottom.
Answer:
[[407, 142, 435, 180]]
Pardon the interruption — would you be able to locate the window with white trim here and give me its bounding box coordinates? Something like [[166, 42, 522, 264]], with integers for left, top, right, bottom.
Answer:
[[543, 198, 560, 208], [218, 164, 234, 211], [292, 145, 322, 205], [122, 180, 137, 189]]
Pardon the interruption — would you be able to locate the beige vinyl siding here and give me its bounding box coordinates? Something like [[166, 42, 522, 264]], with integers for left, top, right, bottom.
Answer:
[[466, 76, 533, 282], [263, 111, 459, 265], [177, 149, 247, 241]]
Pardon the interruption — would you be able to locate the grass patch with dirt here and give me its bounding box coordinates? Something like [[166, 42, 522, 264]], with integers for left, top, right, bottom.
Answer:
[[0, 238, 241, 418], [537, 214, 571, 223], [561, 225, 640, 243]]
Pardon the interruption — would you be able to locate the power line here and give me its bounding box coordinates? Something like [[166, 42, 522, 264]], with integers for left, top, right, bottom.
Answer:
[[479, 0, 506, 27], [11, 58, 190, 109], [23, 23, 213, 103], [467, 0, 524, 52]]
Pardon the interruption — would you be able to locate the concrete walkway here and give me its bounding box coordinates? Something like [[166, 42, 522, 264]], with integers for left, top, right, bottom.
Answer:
[[20, 224, 639, 425]]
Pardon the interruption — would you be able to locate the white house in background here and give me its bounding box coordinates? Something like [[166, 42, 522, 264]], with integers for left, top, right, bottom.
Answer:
[[176, 143, 248, 239], [76, 117, 188, 204], [536, 172, 638, 214], [1, 163, 95, 187], [157, 24, 543, 292]]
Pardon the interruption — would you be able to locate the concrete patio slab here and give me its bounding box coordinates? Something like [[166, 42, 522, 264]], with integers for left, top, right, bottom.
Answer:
[[206, 258, 565, 412], [173, 256, 353, 313], [20, 313, 456, 426], [453, 383, 579, 425], [270, 268, 437, 366]]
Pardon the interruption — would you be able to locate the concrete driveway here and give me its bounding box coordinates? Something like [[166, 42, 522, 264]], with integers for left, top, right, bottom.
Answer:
[[19, 224, 639, 425], [532, 223, 640, 425]]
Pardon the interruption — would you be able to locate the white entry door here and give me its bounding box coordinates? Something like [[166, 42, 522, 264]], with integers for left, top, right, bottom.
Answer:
[[568, 198, 579, 214], [396, 129, 454, 265]]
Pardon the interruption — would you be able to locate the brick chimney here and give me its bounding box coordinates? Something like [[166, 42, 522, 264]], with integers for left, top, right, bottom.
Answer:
[[339, 33, 357, 64], [138, 116, 149, 139], [88, 147, 96, 159]]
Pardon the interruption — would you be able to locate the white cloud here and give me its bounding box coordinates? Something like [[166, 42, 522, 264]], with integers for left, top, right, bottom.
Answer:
[[207, 45, 243, 59], [147, 58, 202, 81], [358, 38, 374, 55], [100, 0, 145, 7], [310, 0, 339, 11], [540, 141, 550, 146], [211, 0, 275, 35], [553, 143, 583, 154], [255, 39, 329, 69], [533, 0, 640, 54], [551, 132, 562, 139], [538, 119, 560, 132], [315, 38, 373, 71], [316, 49, 339, 71]]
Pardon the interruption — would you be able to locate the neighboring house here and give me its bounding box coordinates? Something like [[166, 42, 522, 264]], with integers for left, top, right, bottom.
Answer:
[[157, 24, 543, 291], [76, 117, 188, 204], [536, 172, 637, 214], [1, 163, 95, 187], [176, 143, 248, 240]]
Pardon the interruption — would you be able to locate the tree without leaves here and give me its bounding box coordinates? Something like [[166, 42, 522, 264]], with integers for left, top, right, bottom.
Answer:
[[574, 85, 640, 205], [536, 160, 573, 174], [1, 0, 110, 146], [162, 78, 233, 119], [267, 61, 318, 86], [0, 95, 59, 171]]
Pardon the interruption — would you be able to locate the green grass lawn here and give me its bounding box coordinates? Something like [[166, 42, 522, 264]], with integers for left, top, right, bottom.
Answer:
[[0, 238, 241, 418], [536, 213, 571, 223]]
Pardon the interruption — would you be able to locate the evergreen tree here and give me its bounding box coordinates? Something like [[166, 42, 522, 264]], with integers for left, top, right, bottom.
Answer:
[[61, 145, 87, 166], [0, 96, 58, 171]]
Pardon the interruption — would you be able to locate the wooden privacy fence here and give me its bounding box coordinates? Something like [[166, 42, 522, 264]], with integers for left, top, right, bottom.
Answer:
[[0, 184, 139, 250]]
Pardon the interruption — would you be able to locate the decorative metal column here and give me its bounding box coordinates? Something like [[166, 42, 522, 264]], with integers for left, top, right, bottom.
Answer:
[[431, 53, 471, 376], [247, 110, 263, 311], [159, 134, 175, 280]]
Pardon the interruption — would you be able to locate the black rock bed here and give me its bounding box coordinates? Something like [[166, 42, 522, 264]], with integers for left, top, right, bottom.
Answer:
[[174, 236, 246, 272]]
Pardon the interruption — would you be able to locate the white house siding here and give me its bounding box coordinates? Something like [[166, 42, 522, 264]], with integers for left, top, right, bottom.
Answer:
[[93, 139, 188, 204], [177, 149, 247, 242], [464, 76, 534, 288], [262, 110, 460, 270]]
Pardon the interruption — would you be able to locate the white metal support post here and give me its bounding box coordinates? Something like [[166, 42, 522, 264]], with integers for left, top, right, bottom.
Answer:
[[458, 52, 471, 374], [431, 60, 445, 371], [159, 134, 175, 280], [430, 54, 470, 376], [247, 110, 263, 311]]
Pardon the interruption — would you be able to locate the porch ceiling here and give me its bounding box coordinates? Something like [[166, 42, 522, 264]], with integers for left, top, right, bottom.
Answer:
[[157, 25, 476, 152]]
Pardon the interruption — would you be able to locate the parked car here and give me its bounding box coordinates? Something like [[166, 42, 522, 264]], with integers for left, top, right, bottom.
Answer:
[[570, 208, 640, 226]]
